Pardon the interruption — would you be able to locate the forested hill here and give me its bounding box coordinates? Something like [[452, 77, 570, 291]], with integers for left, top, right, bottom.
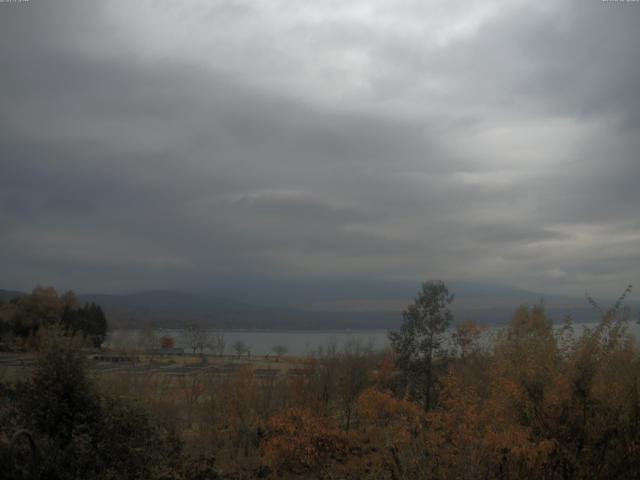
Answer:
[[0, 289, 24, 302], [2, 286, 635, 330]]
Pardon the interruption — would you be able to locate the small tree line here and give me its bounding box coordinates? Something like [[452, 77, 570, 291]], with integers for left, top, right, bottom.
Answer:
[[0, 286, 107, 349]]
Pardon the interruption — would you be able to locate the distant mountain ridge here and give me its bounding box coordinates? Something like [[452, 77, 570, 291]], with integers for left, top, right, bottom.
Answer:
[[1, 284, 636, 330], [0, 289, 24, 302], [79, 290, 249, 313]]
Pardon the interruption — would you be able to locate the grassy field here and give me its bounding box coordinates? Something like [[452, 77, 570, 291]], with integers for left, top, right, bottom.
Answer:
[[0, 350, 307, 381]]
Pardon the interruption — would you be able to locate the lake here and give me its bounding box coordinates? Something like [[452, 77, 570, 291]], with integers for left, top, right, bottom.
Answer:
[[106, 320, 640, 357]]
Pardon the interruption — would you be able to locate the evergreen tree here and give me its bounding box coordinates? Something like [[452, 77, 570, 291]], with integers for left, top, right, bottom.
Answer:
[[388, 280, 453, 411]]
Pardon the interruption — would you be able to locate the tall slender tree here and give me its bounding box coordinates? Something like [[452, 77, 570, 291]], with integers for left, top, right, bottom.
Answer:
[[388, 280, 453, 411]]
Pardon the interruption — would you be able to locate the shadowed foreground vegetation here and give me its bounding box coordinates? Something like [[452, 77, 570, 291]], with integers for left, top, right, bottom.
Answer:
[[1, 284, 640, 479]]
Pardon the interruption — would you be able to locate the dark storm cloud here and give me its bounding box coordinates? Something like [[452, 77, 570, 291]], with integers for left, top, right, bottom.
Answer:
[[1, 0, 639, 300]]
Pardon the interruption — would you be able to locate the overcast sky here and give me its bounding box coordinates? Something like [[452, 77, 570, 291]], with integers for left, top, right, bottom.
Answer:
[[1, 0, 639, 302]]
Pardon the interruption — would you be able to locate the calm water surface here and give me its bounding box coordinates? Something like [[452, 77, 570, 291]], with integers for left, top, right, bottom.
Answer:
[[107, 321, 640, 356]]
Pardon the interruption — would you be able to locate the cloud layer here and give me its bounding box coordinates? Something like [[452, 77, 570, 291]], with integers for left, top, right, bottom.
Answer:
[[1, 0, 639, 301]]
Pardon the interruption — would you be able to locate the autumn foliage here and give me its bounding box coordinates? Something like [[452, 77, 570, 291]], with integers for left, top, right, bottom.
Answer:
[[3, 286, 639, 479], [262, 407, 349, 476], [160, 335, 176, 349], [256, 296, 640, 479]]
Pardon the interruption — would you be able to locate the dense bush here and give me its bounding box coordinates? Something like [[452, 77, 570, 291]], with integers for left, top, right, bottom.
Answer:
[[1, 325, 183, 480]]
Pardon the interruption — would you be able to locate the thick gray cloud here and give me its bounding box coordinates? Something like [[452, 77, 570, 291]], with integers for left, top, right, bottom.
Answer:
[[1, 0, 639, 301]]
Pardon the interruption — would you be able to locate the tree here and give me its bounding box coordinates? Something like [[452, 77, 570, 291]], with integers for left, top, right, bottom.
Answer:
[[3, 287, 108, 349], [60, 290, 78, 309], [81, 303, 108, 348], [311, 341, 339, 416], [452, 320, 484, 361], [355, 387, 425, 478], [184, 324, 208, 356], [60, 302, 108, 348], [14, 324, 183, 479], [211, 330, 226, 357], [388, 280, 453, 411], [139, 324, 159, 353], [10, 286, 62, 339], [20, 324, 96, 444], [272, 345, 287, 361], [160, 335, 175, 349], [337, 338, 371, 431], [233, 340, 248, 359], [262, 407, 348, 477]]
